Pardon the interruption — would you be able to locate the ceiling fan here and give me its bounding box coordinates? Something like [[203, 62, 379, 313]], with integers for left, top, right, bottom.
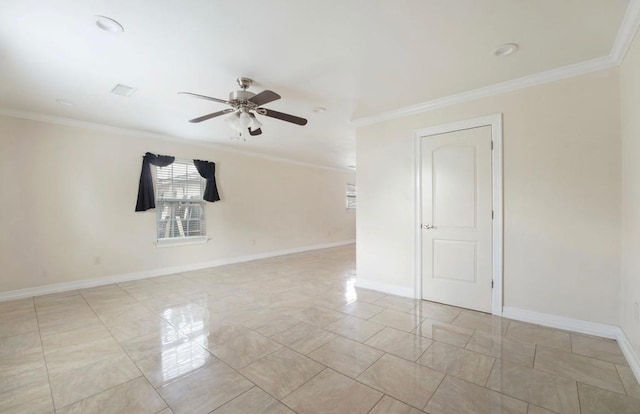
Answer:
[[179, 77, 308, 137]]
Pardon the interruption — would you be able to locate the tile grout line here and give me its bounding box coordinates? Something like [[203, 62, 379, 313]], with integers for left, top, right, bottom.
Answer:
[[352, 350, 447, 411], [198, 333, 297, 407], [481, 353, 562, 412], [277, 366, 331, 411], [614, 362, 631, 397], [531, 345, 631, 399], [356, 350, 389, 380], [364, 393, 385, 414], [570, 331, 575, 354], [420, 370, 448, 412], [259, 338, 388, 410], [263, 341, 337, 397], [412, 335, 435, 363], [576, 380, 583, 413], [151, 336, 265, 412], [60, 376, 160, 413], [31, 296, 57, 414], [568, 336, 631, 367], [437, 373, 535, 413], [78, 286, 173, 412], [399, 319, 570, 412], [203, 385, 259, 414], [482, 357, 497, 388]]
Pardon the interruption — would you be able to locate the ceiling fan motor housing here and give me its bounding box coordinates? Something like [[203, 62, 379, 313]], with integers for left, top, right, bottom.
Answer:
[[229, 89, 256, 102]]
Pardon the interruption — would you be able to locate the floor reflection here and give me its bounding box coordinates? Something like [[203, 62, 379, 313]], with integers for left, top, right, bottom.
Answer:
[[159, 306, 210, 382]]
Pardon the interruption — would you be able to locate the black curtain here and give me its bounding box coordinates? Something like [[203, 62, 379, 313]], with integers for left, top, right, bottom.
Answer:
[[193, 159, 221, 202], [135, 152, 175, 212]]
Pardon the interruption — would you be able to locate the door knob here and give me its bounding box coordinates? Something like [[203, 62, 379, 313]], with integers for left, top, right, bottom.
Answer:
[[421, 224, 434, 230]]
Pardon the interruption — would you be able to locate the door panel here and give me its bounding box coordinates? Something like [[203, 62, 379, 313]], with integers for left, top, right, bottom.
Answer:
[[433, 240, 477, 283], [433, 146, 476, 228], [421, 126, 492, 312]]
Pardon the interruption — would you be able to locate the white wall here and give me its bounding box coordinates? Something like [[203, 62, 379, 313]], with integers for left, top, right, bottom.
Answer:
[[621, 29, 640, 359], [0, 115, 355, 293], [357, 69, 621, 325]]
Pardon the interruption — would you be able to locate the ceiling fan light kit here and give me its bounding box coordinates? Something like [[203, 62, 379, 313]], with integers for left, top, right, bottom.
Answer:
[[226, 110, 262, 134], [179, 77, 307, 139], [248, 113, 262, 130], [239, 111, 252, 130]]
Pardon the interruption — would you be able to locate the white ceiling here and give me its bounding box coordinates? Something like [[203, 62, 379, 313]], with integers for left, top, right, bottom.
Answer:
[[0, 0, 633, 169]]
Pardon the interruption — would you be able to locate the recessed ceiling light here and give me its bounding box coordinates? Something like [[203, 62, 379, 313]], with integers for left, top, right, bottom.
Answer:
[[493, 43, 519, 57], [313, 106, 327, 113], [56, 98, 74, 106], [111, 84, 137, 97], [94, 15, 124, 33]]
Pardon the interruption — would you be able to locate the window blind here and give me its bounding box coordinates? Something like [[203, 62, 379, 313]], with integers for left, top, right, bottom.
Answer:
[[156, 160, 206, 240]]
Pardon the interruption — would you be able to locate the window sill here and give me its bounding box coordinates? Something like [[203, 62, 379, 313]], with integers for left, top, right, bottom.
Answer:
[[155, 236, 209, 248]]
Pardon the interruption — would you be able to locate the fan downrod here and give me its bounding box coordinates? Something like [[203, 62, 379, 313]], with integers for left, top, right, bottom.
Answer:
[[236, 77, 253, 90]]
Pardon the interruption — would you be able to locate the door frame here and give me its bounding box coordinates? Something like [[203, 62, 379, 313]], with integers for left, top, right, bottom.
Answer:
[[413, 113, 503, 316]]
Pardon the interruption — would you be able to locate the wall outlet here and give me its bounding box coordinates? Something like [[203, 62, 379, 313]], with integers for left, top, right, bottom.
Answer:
[[93, 256, 101, 265]]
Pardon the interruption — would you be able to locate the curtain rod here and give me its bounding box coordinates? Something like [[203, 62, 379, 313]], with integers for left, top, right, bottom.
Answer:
[[142, 154, 210, 164]]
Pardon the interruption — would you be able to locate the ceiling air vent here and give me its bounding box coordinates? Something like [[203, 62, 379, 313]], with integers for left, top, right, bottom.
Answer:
[[111, 84, 137, 97]]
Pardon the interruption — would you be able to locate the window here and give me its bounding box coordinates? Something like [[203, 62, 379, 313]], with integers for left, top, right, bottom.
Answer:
[[346, 183, 356, 211], [156, 160, 206, 243]]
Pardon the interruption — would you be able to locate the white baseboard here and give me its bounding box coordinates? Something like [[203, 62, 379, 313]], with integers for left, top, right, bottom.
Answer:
[[354, 278, 414, 298], [616, 330, 640, 385], [503, 306, 640, 383], [502, 306, 620, 339], [0, 240, 355, 302]]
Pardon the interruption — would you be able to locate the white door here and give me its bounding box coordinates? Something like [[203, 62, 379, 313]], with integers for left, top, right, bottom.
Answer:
[[421, 126, 493, 312]]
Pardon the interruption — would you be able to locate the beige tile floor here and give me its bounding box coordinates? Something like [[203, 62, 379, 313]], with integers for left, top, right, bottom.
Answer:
[[1, 244, 640, 413]]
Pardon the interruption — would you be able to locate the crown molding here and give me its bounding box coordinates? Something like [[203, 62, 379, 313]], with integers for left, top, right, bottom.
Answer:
[[0, 107, 351, 173], [611, 0, 640, 64], [351, 56, 616, 127], [352, 0, 640, 128]]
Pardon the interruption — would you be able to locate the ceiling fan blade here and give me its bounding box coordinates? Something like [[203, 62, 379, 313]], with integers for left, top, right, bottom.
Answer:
[[249, 90, 281, 106], [179, 91, 230, 105], [260, 108, 308, 126], [189, 108, 235, 123], [248, 127, 262, 136]]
